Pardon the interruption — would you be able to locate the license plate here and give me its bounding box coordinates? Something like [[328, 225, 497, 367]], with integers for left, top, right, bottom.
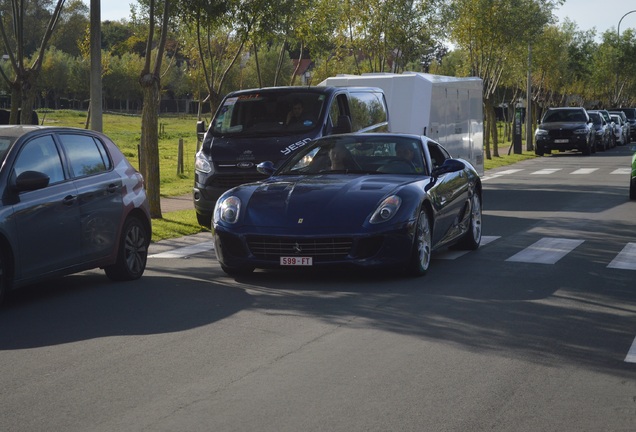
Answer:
[[554, 139, 569, 143], [280, 257, 313, 266]]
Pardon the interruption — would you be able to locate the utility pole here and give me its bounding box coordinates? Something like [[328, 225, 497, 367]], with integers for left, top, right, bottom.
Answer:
[[525, 43, 533, 151], [90, 0, 103, 132], [615, 10, 636, 106]]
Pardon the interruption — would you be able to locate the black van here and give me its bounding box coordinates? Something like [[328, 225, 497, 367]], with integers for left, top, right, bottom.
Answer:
[[193, 86, 389, 227]]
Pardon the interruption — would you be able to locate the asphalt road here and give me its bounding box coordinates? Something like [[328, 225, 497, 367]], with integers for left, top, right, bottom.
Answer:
[[1, 146, 635, 431]]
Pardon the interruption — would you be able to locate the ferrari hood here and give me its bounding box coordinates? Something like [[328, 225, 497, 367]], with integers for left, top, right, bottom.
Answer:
[[238, 175, 417, 229]]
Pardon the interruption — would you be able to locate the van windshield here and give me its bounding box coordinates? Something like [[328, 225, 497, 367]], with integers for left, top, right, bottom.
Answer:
[[212, 90, 326, 137]]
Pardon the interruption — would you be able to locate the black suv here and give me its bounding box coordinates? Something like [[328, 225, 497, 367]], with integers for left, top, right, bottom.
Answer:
[[535, 107, 594, 156]]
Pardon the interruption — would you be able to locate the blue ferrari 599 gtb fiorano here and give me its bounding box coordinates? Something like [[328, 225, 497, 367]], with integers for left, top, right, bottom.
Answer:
[[213, 133, 482, 277]]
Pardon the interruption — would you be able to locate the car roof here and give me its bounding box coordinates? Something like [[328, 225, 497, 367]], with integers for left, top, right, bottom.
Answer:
[[0, 125, 100, 139]]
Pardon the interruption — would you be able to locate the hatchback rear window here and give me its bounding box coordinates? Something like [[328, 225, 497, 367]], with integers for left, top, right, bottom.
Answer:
[[59, 134, 112, 177]]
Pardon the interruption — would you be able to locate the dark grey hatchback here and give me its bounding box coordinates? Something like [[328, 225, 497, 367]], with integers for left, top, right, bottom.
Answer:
[[0, 126, 151, 304]]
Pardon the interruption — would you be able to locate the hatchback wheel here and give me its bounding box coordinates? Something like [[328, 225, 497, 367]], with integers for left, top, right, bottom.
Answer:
[[105, 216, 149, 281]]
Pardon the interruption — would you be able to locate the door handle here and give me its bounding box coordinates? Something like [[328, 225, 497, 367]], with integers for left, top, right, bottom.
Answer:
[[62, 195, 77, 206]]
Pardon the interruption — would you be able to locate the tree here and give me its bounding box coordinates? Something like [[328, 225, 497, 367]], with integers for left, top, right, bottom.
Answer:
[[139, 0, 171, 219], [448, 0, 560, 159], [0, 0, 66, 124], [49, 0, 88, 57]]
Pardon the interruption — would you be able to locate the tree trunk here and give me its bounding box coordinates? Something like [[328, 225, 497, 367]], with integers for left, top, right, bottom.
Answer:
[[20, 71, 37, 125], [140, 73, 162, 219], [9, 83, 20, 124]]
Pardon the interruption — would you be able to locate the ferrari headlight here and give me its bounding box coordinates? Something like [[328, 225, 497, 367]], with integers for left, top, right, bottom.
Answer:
[[370, 195, 402, 224], [195, 151, 212, 173], [214, 196, 241, 224]]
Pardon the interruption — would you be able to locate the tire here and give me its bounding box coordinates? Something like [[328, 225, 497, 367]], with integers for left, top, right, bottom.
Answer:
[[581, 143, 591, 155], [630, 178, 636, 201], [456, 193, 483, 250], [535, 146, 544, 156], [196, 212, 212, 229], [104, 216, 149, 281], [406, 210, 432, 276]]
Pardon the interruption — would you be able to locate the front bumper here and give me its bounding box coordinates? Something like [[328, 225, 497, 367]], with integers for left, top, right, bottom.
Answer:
[[213, 222, 417, 271]]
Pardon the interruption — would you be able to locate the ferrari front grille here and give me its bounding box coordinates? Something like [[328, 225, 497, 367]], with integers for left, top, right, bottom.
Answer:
[[246, 236, 353, 261]]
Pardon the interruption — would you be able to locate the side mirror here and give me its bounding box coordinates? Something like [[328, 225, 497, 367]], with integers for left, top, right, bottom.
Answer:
[[196, 120, 206, 142], [14, 170, 50, 192], [257, 161, 275, 176], [431, 159, 465, 177]]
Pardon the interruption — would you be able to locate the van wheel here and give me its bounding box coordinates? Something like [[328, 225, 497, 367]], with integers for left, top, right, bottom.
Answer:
[[197, 212, 212, 229]]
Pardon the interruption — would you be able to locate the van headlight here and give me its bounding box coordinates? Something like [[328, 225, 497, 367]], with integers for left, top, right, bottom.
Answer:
[[195, 151, 212, 173], [214, 196, 241, 224], [370, 195, 401, 224]]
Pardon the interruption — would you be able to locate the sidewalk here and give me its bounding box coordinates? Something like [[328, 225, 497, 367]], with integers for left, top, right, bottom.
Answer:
[[161, 193, 194, 213]]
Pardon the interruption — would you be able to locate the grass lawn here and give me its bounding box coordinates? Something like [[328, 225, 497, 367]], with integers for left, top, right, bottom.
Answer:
[[38, 110, 535, 241]]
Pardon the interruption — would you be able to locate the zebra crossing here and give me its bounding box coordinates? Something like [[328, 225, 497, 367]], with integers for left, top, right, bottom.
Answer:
[[149, 234, 636, 271], [481, 166, 631, 181]]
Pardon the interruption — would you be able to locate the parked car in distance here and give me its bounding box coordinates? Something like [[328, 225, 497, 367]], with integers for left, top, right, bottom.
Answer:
[[535, 107, 594, 156], [609, 110, 632, 144], [610, 114, 629, 146], [597, 109, 617, 148], [0, 126, 152, 305], [609, 108, 636, 141], [630, 145, 636, 200], [213, 133, 482, 277], [587, 110, 611, 151]]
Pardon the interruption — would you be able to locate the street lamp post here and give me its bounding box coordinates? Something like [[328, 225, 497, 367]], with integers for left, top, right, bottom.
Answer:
[[615, 9, 636, 106]]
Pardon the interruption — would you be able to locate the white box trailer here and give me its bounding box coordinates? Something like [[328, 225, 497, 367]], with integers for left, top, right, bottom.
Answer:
[[319, 72, 484, 175]]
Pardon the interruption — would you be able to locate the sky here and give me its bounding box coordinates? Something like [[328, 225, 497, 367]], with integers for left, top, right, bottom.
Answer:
[[90, 0, 636, 38], [553, 0, 636, 39]]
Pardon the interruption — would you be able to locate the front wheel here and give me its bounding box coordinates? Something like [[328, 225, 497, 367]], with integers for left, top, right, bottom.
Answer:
[[105, 216, 150, 281], [456, 193, 482, 250], [630, 178, 636, 201], [406, 210, 432, 276]]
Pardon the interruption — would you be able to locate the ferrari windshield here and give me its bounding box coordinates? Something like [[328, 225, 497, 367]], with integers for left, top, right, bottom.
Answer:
[[212, 90, 326, 137], [279, 135, 428, 175]]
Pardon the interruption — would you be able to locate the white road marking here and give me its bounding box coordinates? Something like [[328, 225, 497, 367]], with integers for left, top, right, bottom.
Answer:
[[611, 168, 631, 175], [435, 236, 500, 260], [506, 238, 584, 264], [496, 169, 524, 175], [149, 241, 215, 258], [625, 337, 636, 363], [481, 169, 524, 181], [571, 168, 598, 175], [531, 168, 562, 175], [607, 243, 636, 270]]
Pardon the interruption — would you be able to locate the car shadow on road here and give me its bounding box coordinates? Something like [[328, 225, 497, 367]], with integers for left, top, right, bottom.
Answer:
[[0, 272, 253, 350]]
